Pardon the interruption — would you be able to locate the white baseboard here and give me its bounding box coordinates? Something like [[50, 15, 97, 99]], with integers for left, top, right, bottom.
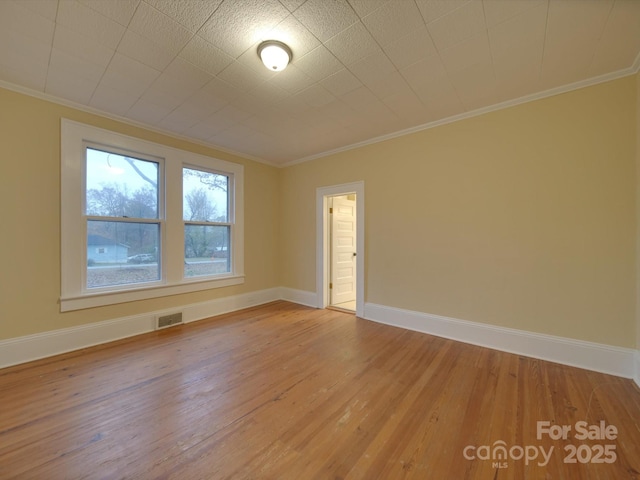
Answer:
[[1, 289, 637, 384], [0, 288, 281, 369], [364, 303, 636, 379], [280, 287, 318, 308]]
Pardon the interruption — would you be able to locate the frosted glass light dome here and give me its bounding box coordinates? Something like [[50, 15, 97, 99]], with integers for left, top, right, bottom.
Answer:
[[258, 41, 292, 72]]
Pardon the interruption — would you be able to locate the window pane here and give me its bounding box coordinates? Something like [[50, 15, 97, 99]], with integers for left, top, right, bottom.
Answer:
[[86, 148, 159, 219], [87, 220, 160, 288], [183, 167, 228, 222], [184, 225, 230, 277]]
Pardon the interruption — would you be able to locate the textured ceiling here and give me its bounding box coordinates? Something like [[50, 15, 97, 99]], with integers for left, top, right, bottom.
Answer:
[[1, 0, 639, 166]]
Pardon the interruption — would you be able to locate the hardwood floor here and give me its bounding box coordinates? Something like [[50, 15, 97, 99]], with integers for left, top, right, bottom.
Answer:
[[1, 301, 639, 479]]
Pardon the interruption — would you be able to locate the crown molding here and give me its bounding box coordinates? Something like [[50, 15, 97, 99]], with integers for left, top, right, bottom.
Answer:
[[0, 79, 278, 168], [284, 66, 640, 168]]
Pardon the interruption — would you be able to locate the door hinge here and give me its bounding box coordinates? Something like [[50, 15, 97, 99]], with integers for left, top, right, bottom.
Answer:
[[329, 207, 333, 214], [329, 282, 333, 289]]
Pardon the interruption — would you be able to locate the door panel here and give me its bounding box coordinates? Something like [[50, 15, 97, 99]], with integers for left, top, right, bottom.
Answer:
[[330, 195, 356, 305]]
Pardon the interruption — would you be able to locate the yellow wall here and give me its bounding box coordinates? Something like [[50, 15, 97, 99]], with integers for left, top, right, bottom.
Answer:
[[0, 87, 280, 340], [281, 76, 637, 348], [1, 74, 637, 350]]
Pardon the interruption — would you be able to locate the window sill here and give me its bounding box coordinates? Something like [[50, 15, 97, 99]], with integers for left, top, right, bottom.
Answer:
[[60, 275, 245, 312]]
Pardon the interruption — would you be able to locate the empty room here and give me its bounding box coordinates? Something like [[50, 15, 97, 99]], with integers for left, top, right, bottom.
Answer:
[[1, 0, 640, 478]]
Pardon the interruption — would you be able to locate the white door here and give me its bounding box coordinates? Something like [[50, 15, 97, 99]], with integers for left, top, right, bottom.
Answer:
[[330, 195, 356, 306]]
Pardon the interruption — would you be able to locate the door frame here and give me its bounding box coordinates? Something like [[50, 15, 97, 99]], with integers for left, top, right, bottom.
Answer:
[[316, 181, 364, 317]]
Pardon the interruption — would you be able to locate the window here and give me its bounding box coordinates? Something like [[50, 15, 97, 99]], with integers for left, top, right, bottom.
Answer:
[[61, 120, 244, 312], [183, 167, 231, 278], [85, 147, 161, 288]]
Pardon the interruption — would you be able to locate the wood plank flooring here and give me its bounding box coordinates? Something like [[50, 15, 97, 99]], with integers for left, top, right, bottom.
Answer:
[[0, 301, 639, 479]]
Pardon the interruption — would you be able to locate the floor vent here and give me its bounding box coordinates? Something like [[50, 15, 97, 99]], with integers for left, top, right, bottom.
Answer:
[[156, 312, 183, 330]]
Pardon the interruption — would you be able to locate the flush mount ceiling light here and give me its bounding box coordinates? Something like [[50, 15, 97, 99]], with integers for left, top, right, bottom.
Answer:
[[258, 40, 292, 72]]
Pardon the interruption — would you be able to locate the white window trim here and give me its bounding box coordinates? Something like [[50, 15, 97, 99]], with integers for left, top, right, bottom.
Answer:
[[61, 119, 244, 312]]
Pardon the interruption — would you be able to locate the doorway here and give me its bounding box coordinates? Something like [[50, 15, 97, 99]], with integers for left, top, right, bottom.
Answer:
[[329, 194, 357, 311], [316, 182, 364, 317]]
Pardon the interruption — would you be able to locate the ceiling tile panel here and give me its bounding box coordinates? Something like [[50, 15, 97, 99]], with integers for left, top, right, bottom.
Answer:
[[544, 0, 613, 53], [157, 109, 200, 133], [248, 82, 289, 106], [382, 89, 428, 124], [53, 25, 114, 68], [293, 0, 360, 42], [232, 93, 276, 117], [325, 22, 381, 65], [17, 0, 59, 21], [541, 1, 615, 88], [277, 95, 313, 117], [295, 46, 344, 81], [338, 86, 377, 112], [483, 0, 547, 28], [440, 32, 492, 75], [146, 57, 212, 107], [183, 83, 229, 114], [128, 2, 193, 56], [382, 25, 438, 70], [213, 123, 255, 145], [401, 54, 449, 90], [541, 47, 597, 89], [415, 0, 472, 24], [57, 0, 126, 50], [216, 104, 253, 123], [347, 0, 391, 18], [97, 53, 161, 98], [199, 0, 289, 58], [182, 122, 216, 142], [90, 83, 140, 115], [279, 0, 306, 13], [348, 51, 397, 83], [416, 80, 465, 120], [449, 61, 499, 110], [45, 65, 99, 104], [487, 2, 547, 60], [362, 0, 424, 46], [144, 0, 223, 32], [493, 42, 543, 98], [294, 84, 336, 108], [0, 1, 55, 44], [48, 48, 105, 85], [364, 71, 414, 101], [319, 68, 363, 96], [174, 97, 224, 126], [79, 0, 139, 26], [0, 28, 50, 90], [266, 14, 322, 60], [218, 61, 270, 92], [126, 98, 174, 124], [401, 56, 464, 118], [314, 99, 357, 124], [179, 36, 234, 76], [267, 64, 315, 94], [589, 0, 640, 75], [426, 0, 486, 51], [202, 77, 243, 103], [186, 113, 235, 139], [117, 29, 174, 71]]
